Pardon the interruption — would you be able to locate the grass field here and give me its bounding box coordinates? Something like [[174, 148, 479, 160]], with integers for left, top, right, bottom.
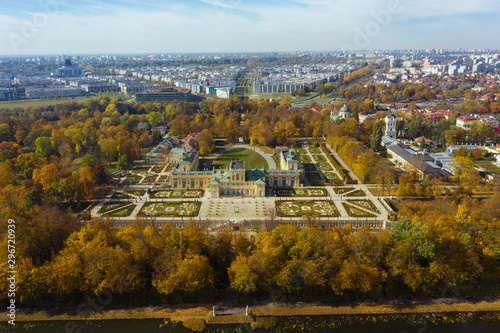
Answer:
[[249, 92, 291, 100], [0, 93, 122, 110], [212, 148, 269, 170], [290, 93, 320, 104]]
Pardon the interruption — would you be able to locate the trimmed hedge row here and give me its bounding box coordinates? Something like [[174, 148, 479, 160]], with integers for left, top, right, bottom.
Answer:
[[320, 143, 358, 185], [319, 144, 355, 185]]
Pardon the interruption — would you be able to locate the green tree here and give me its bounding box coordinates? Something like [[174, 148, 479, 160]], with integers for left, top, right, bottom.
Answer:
[[391, 216, 436, 264], [35, 137, 56, 158], [145, 112, 163, 127], [117, 154, 128, 170], [370, 120, 383, 152]]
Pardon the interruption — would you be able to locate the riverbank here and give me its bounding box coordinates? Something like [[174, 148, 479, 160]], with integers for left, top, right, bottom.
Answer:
[[10, 297, 500, 324]]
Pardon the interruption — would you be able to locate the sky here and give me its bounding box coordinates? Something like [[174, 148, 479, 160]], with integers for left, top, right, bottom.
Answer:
[[0, 0, 499, 55]]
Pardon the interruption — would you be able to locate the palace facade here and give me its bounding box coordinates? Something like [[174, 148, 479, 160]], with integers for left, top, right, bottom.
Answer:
[[169, 148, 302, 197]]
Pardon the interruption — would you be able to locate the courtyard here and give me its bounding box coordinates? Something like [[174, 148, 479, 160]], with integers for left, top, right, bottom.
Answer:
[[212, 148, 269, 170]]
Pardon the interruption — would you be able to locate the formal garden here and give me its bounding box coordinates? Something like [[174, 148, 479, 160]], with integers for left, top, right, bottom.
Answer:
[[274, 188, 328, 197], [98, 202, 131, 214], [113, 164, 169, 185], [102, 204, 136, 217], [296, 145, 342, 186], [323, 172, 340, 181], [276, 200, 340, 217], [334, 187, 366, 196], [139, 202, 201, 217], [150, 189, 204, 198], [342, 199, 380, 218]]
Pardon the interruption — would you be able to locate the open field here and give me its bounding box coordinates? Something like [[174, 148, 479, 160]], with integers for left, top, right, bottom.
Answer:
[[290, 93, 320, 104], [0, 93, 122, 109], [212, 148, 269, 170]]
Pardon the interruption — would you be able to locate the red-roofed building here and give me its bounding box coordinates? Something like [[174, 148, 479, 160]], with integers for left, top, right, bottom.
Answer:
[[413, 136, 438, 148], [423, 113, 446, 124], [456, 116, 478, 130], [183, 133, 200, 150], [480, 94, 495, 101]]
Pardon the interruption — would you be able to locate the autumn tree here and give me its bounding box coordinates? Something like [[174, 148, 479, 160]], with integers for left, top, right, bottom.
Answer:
[[370, 120, 383, 152]]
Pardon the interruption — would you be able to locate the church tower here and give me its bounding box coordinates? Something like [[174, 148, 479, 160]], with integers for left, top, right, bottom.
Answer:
[[384, 111, 397, 139]]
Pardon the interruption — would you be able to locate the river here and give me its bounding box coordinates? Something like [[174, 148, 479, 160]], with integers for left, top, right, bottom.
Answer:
[[2, 316, 500, 333]]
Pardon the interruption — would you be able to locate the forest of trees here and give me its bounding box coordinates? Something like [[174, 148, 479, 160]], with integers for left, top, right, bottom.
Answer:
[[1, 194, 499, 308]]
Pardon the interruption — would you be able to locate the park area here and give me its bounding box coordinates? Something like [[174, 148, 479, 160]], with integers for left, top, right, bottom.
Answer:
[[274, 188, 328, 197], [276, 200, 340, 217], [139, 202, 201, 217], [212, 148, 269, 170]]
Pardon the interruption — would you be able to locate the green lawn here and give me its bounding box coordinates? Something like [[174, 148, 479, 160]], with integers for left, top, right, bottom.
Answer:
[[0, 93, 121, 110], [212, 148, 269, 170], [290, 93, 320, 104]]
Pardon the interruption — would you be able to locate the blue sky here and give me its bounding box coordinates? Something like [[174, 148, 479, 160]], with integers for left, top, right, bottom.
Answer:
[[0, 0, 499, 55]]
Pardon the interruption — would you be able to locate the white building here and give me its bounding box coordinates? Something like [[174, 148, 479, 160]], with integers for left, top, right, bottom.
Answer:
[[384, 111, 397, 139], [25, 87, 84, 99], [330, 104, 351, 121], [216, 87, 231, 99]]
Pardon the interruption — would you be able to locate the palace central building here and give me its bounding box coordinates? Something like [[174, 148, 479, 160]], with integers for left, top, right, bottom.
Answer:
[[170, 148, 302, 197]]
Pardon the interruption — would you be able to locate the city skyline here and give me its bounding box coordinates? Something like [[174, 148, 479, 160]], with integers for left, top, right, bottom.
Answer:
[[1, 0, 499, 55]]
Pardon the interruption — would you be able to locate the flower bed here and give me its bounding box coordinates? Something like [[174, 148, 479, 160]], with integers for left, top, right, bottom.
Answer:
[[276, 200, 340, 217], [334, 187, 365, 196], [151, 190, 172, 198], [139, 202, 201, 217], [318, 162, 333, 171], [98, 202, 130, 214], [342, 202, 377, 217], [142, 175, 158, 184], [123, 175, 142, 184], [324, 172, 339, 180], [104, 204, 136, 217], [334, 187, 355, 194], [309, 147, 322, 154], [151, 166, 164, 174], [157, 175, 170, 183], [125, 189, 146, 197], [132, 167, 151, 174], [294, 188, 328, 197], [274, 189, 294, 197], [111, 192, 133, 199], [184, 190, 203, 198], [346, 199, 379, 213], [151, 190, 204, 199], [313, 155, 327, 162], [300, 155, 312, 163]]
